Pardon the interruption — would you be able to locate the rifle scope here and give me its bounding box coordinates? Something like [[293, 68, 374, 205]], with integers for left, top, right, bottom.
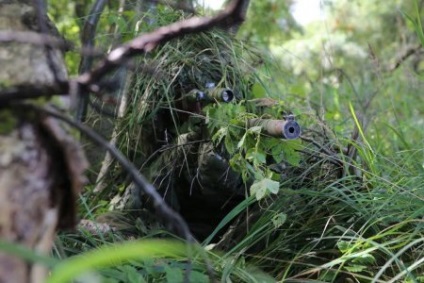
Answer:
[[205, 88, 234, 103], [183, 88, 234, 103]]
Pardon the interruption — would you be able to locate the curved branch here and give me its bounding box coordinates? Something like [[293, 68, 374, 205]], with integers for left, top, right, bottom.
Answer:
[[0, 0, 247, 104], [15, 103, 195, 243], [77, 0, 247, 86]]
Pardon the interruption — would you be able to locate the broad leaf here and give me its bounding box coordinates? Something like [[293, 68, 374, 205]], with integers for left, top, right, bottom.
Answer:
[[250, 178, 280, 200]]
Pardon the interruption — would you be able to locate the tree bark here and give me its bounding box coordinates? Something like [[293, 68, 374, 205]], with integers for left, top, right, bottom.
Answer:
[[0, 1, 87, 282]]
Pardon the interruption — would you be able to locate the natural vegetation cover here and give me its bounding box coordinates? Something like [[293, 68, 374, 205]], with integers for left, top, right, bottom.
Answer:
[[1, 0, 424, 282]]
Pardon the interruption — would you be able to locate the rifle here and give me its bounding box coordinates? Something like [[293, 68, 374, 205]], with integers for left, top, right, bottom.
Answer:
[[182, 87, 234, 103], [248, 116, 301, 139]]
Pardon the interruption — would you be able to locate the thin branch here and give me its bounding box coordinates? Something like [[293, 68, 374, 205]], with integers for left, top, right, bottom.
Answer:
[[387, 44, 422, 72], [0, 83, 68, 105], [0, 0, 247, 105], [76, 0, 108, 122], [77, 0, 247, 86], [228, 0, 250, 33], [300, 135, 343, 166], [15, 103, 195, 243]]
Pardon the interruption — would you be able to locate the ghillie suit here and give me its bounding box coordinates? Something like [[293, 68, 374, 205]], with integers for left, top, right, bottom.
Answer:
[[110, 30, 266, 239], [87, 15, 343, 243], [78, 8, 409, 282]]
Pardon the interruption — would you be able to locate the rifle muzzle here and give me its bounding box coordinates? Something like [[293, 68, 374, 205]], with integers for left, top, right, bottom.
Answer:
[[248, 118, 301, 139]]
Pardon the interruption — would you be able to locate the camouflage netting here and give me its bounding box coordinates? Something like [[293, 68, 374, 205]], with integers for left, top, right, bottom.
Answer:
[[114, 30, 259, 238], [85, 16, 344, 241], [118, 30, 256, 161]]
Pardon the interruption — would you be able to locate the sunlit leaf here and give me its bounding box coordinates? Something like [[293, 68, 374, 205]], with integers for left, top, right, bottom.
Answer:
[[251, 83, 266, 98], [272, 213, 287, 228], [250, 178, 280, 200]]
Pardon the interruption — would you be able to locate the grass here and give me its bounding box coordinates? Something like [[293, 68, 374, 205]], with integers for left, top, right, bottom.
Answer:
[[3, 2, 424, 283], [64, 4, 424, 282]]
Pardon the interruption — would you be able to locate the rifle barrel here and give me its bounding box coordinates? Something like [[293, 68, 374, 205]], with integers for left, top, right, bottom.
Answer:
[[248, 118, 301, 139]]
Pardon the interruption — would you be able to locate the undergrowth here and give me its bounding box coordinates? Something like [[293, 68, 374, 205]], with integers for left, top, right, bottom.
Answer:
[[7, 2, 422, 283]]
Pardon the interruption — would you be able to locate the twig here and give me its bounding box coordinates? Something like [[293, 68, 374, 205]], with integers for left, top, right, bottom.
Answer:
[[77, 0, 247, 86], [300, 135, 340, 160], [0, 83, 68, 105], [76, 0, 107, 122], [93, 0, 137, 193], [0, 0, 248, 106], [93, 71, 131, 193], [228, 0, 250, 33], [32, 102, 217, 282], [387, 44, 422, 72]]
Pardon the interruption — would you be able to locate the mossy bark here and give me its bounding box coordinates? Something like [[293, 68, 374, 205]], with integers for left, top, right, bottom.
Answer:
[[0, 1, 86, 282]]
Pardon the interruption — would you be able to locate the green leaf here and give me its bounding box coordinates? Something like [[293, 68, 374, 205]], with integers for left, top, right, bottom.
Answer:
[[251, 82, 266, 98], [250, 178, 280, 200], [266, 178, 280, 194], [247, 125, 262, 134], [212, 127, 228, 145], [123, 265, 144, 283], [225, 133, 237, 154], [281, 139, 302, 166], [352, 253, 376, 265], [344, 264, 366, 273], [189, 271, 209, 282], [250, 180, 267, 200], [246, 148, 266, 167], [270, 142, 286, 163], [283, 147, 301, 166], [337, 240, 353, 253], [271, 213, 287, 228], [229, 153, 244, 173], [237, 132, 247, 149], [413, 0, 424, 47], [47, 240, 190, 283], [165, 266, 183, 283]]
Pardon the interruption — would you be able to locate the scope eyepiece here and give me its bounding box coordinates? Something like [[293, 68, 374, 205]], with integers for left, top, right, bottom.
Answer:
[[206, 88, 234, 103], [220, 89, 234, 102]]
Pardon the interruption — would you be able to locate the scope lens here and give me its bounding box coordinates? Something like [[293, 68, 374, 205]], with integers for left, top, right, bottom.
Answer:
[[221, 89, 234, 102]]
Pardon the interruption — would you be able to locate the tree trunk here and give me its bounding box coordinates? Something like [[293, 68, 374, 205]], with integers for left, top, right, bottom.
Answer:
[[0, 1, 87, 282]]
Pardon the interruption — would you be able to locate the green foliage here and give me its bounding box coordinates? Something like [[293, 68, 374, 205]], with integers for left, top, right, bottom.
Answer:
[[0, 240, 56, 267], [48, 239, 203, 283], [238, 0, 301, 46], [336, 240, 376, 273], [402, 0, 424, 48], [205, 98, 302, 200], [40, 0, 424, 282], [250, 177, 279, 200], [48, 1, 82, 74]]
